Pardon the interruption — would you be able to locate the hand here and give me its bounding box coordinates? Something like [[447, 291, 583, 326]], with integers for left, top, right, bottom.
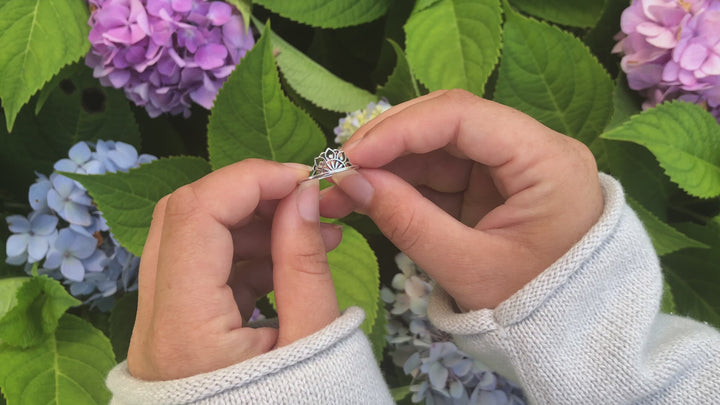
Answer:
[[127, 160, 340, 381], [320, 90, 604, 311]]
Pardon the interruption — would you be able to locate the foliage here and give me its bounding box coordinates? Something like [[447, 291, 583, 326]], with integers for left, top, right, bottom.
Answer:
[[1, 0, 719, 403]]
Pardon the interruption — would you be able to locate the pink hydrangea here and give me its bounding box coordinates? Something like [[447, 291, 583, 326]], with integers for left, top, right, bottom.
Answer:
[[614, 0, 720, 120], [86, 0, 254, 117]]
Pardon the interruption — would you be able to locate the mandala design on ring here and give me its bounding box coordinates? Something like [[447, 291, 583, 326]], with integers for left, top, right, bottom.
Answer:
[[306, 148, 355, 181]]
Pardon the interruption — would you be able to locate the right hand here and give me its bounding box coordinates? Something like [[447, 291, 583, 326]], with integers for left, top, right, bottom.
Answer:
[[320, 90, 604, 311]]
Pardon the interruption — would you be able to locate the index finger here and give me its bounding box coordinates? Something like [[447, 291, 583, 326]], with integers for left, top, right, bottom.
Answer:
[[342, 90, 558, 192]]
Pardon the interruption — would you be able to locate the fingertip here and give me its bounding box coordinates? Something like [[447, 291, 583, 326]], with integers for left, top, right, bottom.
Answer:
[[319, 222, 343, 251], [282, 162, 312, 181], [332, 169, 374, 208], [319, 186, 358, 218]]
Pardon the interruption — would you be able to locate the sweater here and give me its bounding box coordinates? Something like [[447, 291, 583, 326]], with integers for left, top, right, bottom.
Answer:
[[107, 175, 720, 404]]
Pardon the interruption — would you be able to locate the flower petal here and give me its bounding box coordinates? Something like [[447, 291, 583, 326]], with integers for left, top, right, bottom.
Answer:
[[29, 178, 52, 211], [6, 234, 30, 257], [6, 215, 30, 233], [195, 44, 228, 70], [69, 232, 98, 259], [108, 141, 139, 170], [61, 256, 85, 281], [68, 142, 92, 163], [27, 236, 50, 263], [30, 214, 59, 235], [63, 202, 93, 226], [207, 2, 231, 26]]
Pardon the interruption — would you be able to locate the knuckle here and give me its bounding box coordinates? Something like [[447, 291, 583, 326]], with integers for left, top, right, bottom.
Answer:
[[290, 250, 330, 276], [164, 184, 201, 218], [567, 137, 598, 173], [443, 88, 476, 104], [378, 205, 422, 253], [152, 194, 171, 219]]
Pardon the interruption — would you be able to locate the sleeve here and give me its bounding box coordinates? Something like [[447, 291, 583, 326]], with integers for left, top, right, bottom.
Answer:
[[106, 307, 393, 405], [427, 174, 720, 404]]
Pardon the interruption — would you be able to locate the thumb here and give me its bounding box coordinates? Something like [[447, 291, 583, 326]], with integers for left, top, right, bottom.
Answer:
[[332, 169, 510, 309], [271, 180, 340, 347]]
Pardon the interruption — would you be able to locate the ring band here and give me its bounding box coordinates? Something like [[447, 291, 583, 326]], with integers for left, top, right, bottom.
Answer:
[[304, 148, 356, 181]]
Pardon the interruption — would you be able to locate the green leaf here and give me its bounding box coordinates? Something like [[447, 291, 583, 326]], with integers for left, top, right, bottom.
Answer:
[[0, 276, 81, 348], [663, 222, 720, 328], [391, 385, 412, 401], [627, 197, 708, 256], [368, 295, 387, 363], [327, 225, 379, 334], [208, 24, 326, 169], [0, 64, 141, 201], [376, 39, 421, 105], [509, 0, 605, 27], [604, 141, 679, 218], [63, 157, 212, 256], [109, 292, 137, 362], [405, 0, 502, 95], [661, 280, 676, 314], [253, 18, 377, 113], [605, 74, 643, 133], [0, 314, 115, 404], [584, 0, 628, 77], [0, 0, 90, 131], [494, 6, 614, 146], [252, 0, 391, 28], [0, 277, 27, 320], [602, 101, 720, 198], [36, 65, 142, 149]]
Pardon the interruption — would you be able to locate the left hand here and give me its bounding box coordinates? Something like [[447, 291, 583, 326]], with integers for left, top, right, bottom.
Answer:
[[127, 159, 341, 381]]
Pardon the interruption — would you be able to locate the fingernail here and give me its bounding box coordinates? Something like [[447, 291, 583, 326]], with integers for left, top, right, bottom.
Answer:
[[282, 162, 312, 172], [333, 170, 373, 207], [297, 180, 320, 222], [341, 136, 363, 153]]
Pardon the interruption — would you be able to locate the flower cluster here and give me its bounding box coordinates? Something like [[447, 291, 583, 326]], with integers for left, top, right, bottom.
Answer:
[[333, 98, 392, 145], [614, 0, 720, 119], [383, 254, 526, 404], [85, 0, 254, 118], [5, 141, 156, 310]]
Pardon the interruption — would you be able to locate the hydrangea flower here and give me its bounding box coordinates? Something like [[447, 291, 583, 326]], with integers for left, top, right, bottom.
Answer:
[[383, 253, 526, 404], [85, 0, 254, 118], [333, 98, 392, 145], [5, 140, 156, 310], [43, 228, 99, 281], [5, 213, 59, 264], [614, 0, 720, 119], [47, 174, 95, 227]]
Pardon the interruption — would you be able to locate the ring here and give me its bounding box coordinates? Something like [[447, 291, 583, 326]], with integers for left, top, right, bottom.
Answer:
[[305, 148, 355, 181]]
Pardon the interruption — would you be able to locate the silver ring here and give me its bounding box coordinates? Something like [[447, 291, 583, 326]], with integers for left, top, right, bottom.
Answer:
[[305, 148, 355, 181]]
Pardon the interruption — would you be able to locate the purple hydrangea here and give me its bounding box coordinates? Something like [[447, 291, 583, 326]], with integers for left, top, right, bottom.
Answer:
[[85, 0, 254, 117], [614, 0, 720, 120], [5, 140, 156, 310]]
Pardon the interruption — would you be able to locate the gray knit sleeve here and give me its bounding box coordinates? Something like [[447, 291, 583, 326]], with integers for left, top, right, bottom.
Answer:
[[106, 307, 393, 404], [427, 174, 720, 404]]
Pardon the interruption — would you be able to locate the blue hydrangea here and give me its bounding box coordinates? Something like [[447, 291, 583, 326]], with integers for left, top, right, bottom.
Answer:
[[5, 212, 58, 264], [4, 140, 156, 310], [383, 253, 526, 404]]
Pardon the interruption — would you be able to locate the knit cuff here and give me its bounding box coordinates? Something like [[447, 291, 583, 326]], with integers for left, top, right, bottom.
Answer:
[[107, 307, 393, 404]]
